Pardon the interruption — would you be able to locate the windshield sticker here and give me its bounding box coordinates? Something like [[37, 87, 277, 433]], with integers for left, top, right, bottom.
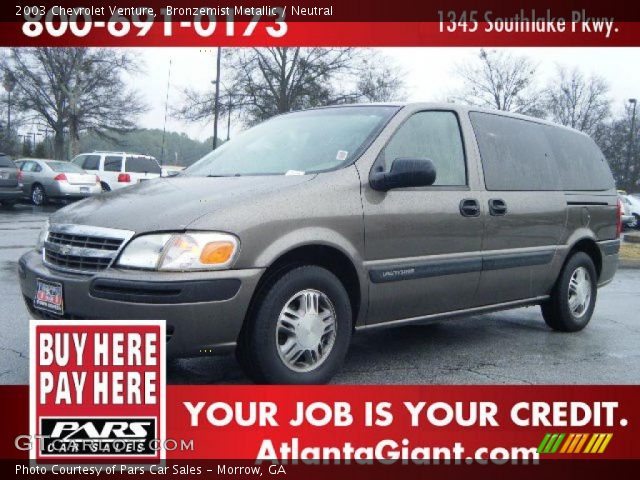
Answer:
[[336, 150, 349, 161]]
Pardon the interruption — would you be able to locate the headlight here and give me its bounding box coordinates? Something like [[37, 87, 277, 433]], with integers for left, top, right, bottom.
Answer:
[[36, 219, 49, 253], [116, 232, 239, 271]]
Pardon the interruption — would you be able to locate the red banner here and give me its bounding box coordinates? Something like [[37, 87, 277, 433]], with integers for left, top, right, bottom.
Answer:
[[3, 385, 639, 461], [2, 1, 640, 47], [1, 21, 640, 47]]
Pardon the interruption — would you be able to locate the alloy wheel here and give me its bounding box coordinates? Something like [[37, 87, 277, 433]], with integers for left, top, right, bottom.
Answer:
[[32, 186, 44, 205], [568, 266, 592, 318], [275, 289, 337, 373]]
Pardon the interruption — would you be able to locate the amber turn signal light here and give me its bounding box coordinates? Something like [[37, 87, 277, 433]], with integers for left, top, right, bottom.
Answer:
[[199, 241, 236, 264]]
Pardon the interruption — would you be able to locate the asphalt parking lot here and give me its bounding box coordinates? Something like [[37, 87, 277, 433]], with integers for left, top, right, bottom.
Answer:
[[1, 202, 639, 385]]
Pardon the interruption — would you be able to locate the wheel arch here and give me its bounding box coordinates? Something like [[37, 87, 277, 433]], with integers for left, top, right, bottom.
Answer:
[[243, 243, 365, 335], [566, 237, 603, 279]]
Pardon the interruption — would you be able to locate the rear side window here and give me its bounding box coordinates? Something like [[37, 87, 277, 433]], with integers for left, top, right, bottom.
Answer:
[[545, 127, 615, 191], [104, 156, 123, 172], [125, 156, 161, 174], [81, 155, 101, 170], [382, 111, 466, 186], [470, 112, 559, 191], [0, 155, 15, 168], [21, 161, 41, 172]]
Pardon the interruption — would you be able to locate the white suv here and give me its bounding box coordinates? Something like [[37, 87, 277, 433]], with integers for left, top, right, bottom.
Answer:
[[622, 194, 640, 229], [71, 151, 162, 191]]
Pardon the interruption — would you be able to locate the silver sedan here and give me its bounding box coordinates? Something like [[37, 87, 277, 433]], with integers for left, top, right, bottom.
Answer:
[[17, 158, 102, 206]]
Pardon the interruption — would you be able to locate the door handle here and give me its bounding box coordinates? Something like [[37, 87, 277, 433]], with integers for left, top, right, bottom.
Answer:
[[459, 198, 480, 217], [489, 198, 507, 216]]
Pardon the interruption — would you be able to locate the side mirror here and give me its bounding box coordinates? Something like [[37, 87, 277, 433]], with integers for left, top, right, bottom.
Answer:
[[369, 158, 437, 191], [165, 170, 180, 177]]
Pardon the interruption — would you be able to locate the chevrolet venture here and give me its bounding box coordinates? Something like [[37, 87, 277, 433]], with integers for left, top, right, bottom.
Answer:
[[19, 103, 620, 384]]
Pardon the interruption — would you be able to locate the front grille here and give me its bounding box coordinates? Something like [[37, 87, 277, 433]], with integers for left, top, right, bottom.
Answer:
[[47, 232, 123, 251], [43, 224, 134, 274], [45, 250, 112, 272]]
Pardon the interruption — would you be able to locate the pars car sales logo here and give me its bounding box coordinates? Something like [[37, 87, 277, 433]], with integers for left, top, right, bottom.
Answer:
[[29, 320, 165, 461]]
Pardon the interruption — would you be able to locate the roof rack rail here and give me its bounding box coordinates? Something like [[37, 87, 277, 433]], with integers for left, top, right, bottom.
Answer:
[[91, 151, 152, 157]]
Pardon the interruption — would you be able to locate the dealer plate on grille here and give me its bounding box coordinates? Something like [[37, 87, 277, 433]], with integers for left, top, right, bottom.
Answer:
[[34, 278, 64, 315]]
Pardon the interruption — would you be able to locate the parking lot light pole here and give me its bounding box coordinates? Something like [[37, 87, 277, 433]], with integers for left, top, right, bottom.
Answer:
[[629, 98, 637, 188], [226, 93, 235, 141], [212, 47, 222, 150]]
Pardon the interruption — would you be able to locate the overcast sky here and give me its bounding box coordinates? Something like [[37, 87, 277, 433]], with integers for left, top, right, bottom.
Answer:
[[127, 47, 638, 141]]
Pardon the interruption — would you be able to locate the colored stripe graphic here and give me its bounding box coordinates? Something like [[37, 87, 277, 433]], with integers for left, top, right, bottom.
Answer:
[[537, 433, 551, 454], [574, 433, 589, 453], [545, 434, 558, 453], [584, 434, 599, 453], [550, 433, 565, 453], [597, 434, 614, 453], [559, 433, 575, 453], [539, 433, 613, 454]]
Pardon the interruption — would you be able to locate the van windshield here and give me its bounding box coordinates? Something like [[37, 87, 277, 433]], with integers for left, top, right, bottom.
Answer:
[[185, 106, 399, 176]]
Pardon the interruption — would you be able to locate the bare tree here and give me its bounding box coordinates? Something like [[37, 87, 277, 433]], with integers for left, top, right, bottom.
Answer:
[[356, 58, 405, 103], [174, 47, 405, 128], [1, 48, 147, 159], [544, 66, 610, 139], [600, 102, 640, 190], [453, 49, 542, 115]]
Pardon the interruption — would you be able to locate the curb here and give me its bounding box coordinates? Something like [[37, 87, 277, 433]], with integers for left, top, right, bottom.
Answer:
[[623, 234, 640, 244], [619, 260, 640, 270]]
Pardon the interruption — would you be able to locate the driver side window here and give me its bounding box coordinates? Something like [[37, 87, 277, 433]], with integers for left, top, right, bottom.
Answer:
[[381, 111, 467, 186]]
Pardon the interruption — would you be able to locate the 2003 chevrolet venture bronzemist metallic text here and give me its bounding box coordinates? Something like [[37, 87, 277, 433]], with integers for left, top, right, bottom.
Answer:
[[18, 103, 621, 384]]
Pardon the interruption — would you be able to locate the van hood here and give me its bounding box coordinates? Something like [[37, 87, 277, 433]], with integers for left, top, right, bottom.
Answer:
[[50, 175, 314, 233]]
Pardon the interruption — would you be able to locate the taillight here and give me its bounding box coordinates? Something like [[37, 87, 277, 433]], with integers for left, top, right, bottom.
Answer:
[[616, 198, 623, 238], [95, 175, 101, 184], [118, 173, 131, 183], [53, 173, 67, 182], [17, 170, 23, 182]]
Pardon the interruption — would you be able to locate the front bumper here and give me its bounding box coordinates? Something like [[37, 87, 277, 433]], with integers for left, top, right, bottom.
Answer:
[[18, 249, 264, 357]]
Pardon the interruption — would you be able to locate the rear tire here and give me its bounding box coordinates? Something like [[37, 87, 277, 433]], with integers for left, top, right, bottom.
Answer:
[[101, 182, 111, 192], [237, 265, 352, 384], [541, 252, 597, 332], [31, 184, 47, 206], [632, 214, 640, 230]]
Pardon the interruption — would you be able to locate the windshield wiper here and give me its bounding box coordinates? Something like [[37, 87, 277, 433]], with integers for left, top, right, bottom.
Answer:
[[207, 173, 243, 177]]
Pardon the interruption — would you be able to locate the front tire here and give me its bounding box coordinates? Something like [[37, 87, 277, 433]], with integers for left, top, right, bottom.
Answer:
[[631, 214, 640, 230], [238, 266, 352, 384], [0, 200, 16, 208], [541, 252, 597, 332]]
